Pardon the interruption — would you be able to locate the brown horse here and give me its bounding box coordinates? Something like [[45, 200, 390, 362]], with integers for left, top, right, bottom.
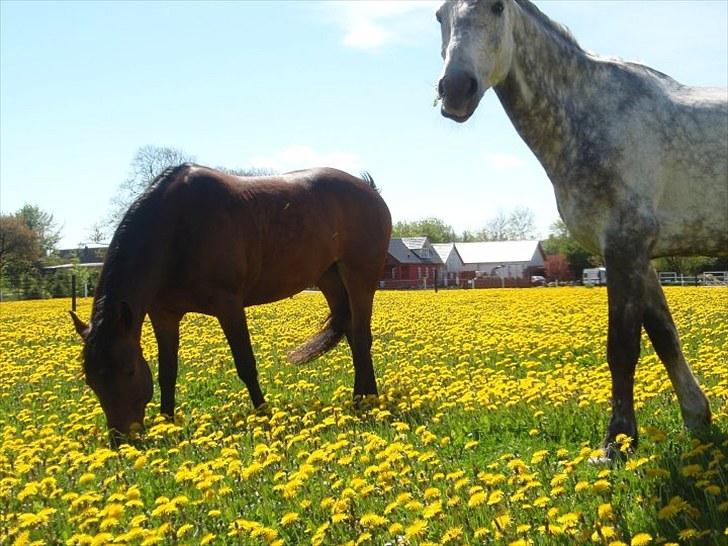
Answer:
[[70, 164, 392, 439]]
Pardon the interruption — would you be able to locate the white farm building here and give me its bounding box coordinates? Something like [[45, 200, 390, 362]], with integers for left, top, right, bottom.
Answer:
[[433, 240, 546, 283]]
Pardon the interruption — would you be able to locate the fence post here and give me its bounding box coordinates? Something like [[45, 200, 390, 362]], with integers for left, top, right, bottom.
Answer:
[[71, 274, 77, 312]]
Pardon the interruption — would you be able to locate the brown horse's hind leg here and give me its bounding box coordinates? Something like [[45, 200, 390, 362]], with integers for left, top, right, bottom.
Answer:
[[643, 267, 710, 431], [150, 310, 182, 418], [217, 306, 265, 408], [337, 264, 378, 396], [317, 264, 351, 333]]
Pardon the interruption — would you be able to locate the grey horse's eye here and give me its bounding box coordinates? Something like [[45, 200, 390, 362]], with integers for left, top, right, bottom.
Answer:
[[491, 1, 504, 15], [435, 11, 442, 23]]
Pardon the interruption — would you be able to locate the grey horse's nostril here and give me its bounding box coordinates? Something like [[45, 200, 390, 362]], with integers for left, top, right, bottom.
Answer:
[[440, 69, 477, 105], [466, 76, 477, 98]]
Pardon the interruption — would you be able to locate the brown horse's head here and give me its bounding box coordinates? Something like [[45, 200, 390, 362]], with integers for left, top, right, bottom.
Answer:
[[70, 304, 153, 442]]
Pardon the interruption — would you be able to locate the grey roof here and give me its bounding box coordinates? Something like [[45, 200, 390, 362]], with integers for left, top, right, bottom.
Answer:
[[388, 238, 423, 264], [431, 243, 460, 263], [388, 238, 443, 264], [401, 237, 428, 250], [454, 240, 544, 264]]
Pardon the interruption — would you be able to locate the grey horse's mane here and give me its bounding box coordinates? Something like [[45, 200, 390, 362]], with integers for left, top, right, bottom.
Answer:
[[514, 0, 583, 52], [515, 0, 675, 83]]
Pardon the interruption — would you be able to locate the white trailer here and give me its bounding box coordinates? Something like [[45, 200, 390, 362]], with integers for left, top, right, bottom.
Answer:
[[583, 267, 607, 286]]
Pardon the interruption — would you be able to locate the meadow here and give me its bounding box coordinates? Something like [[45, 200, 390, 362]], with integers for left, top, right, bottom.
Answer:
[[1, 287, 726, 546]]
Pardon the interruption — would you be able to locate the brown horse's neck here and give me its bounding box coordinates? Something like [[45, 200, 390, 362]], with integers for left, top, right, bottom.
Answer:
[[494, 1, 602, 181], [90, 166, 185, 336], [91, 239, 166, 337]]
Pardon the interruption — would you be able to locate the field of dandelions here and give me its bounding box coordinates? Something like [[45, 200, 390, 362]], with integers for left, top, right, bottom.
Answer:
[[1, 287, 726, 546]]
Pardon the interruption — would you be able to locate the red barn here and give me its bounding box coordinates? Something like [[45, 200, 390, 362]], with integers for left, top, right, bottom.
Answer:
[[381, 237, 444, 288]]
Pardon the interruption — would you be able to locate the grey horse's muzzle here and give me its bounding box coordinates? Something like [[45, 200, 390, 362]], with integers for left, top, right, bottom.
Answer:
[[438, 67, 479, 122]]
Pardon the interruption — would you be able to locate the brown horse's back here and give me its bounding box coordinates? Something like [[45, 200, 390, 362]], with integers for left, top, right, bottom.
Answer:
[[155, 165, 391, 313]]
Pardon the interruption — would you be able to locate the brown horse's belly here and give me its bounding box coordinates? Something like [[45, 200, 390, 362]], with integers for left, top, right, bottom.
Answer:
[[242, 259, 333, 307]]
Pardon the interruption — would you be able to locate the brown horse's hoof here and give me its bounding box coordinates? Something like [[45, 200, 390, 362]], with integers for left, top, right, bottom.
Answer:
[[254, 402, 272, 417]]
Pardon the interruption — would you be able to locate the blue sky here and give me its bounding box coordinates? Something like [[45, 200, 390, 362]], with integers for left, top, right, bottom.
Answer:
[[2, 0, 726, 248]]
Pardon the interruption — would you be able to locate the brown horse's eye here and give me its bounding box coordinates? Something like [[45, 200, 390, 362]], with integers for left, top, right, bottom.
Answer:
[[491, 1, 504, 15]]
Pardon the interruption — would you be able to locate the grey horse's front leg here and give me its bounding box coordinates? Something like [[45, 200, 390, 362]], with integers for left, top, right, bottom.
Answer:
[[642, 267, 711, 430], [601, 235, 650, 457]]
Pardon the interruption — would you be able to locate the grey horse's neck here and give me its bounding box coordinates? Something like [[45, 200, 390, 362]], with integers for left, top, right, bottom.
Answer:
[[494, 1, 602, 182]]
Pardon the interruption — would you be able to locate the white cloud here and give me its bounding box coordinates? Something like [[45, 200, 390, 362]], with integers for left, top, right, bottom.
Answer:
[[322, 0, 439, 51], [248, 145, 363, 174], [483, 152, 525, 171]]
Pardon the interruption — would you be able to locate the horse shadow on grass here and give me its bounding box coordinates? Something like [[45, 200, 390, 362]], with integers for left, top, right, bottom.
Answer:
[[627, 423, 728, 545]]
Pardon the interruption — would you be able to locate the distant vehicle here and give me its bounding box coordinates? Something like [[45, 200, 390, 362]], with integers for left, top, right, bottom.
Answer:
[[583, 267, 607, 286], [530, 275, 546, 286]]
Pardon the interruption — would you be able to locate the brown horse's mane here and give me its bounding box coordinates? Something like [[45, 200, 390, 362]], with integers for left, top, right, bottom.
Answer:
[[85, 163, 192, 369]]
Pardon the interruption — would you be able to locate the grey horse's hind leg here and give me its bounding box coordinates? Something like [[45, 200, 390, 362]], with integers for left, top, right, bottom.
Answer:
[[643, 267, 711, 431]]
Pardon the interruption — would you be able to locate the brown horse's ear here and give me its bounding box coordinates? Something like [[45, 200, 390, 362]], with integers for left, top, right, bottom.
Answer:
[[69, 311, 89, 339]]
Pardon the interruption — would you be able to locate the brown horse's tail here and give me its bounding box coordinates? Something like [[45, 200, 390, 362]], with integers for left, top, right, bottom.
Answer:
[[288, 308, 349, 365]]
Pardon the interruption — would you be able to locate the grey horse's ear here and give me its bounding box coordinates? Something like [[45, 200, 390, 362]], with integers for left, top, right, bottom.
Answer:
[[69, 311, 89, 339]]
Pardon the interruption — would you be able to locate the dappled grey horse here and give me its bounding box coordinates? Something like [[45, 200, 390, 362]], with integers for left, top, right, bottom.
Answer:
[[435, 0, 727, 456]]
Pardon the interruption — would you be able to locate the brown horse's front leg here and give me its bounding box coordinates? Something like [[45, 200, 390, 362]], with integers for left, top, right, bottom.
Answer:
[[150, 311, 182, 419], [602, 239, 649, 458], [218, 306, 265, 408]]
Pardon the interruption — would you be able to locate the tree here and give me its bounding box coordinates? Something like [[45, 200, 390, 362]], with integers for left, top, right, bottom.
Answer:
[[217, 166, 277, 177], [542, 218, 599, 279], [86, 222, 108, 244], [108, 145, 196, 228], [0, 215, 41, 272], [544, 253, 570, 281], [15, 204, 61, 255], [392, 217, 456, 243], [479, 207, 537, 241], [479, 211, 510, 241], [651, 255, 725, 276]]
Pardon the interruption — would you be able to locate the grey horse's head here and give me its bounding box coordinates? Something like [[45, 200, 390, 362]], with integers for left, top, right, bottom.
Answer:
[[436, 0, 516, 122]]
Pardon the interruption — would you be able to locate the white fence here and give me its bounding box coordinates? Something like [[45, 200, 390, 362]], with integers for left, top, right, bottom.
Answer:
[[658, 271, 728, 287]]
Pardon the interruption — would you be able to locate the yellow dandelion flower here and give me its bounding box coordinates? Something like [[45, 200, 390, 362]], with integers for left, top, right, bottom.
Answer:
[[280, 512, 299, 526], [440, 526, 463, 544], [332, 513, 348, 523], [598, 503, 613, 520], [200, 533, 216, 545], [423, 501, 442, 519], [78, 473, 95, 486], [405, 519, 427, 539], [389, 523, 404, 535], [424, 487, 440, 499], [468, 491, 487, 507], [360, 513, 387, 528], [487, 490, 504, 505], [176, 524, 194, 538], [630, 533, 652, 546]]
